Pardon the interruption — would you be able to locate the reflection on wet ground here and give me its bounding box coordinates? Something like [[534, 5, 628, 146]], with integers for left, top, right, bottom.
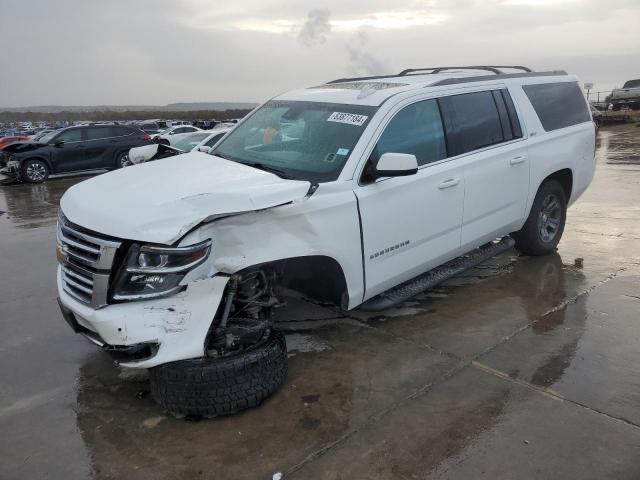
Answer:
[[600, 127, 640, 165], [1, 126, 640, 480]]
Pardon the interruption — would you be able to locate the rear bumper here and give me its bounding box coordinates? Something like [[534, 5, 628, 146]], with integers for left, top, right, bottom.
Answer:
[[57, 267, 229, 368]]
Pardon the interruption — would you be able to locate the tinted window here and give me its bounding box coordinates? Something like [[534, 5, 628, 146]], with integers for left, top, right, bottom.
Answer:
[[112, 126, 132, 136], [439, 91, 504, 156], [622, 79, 640, 89], [523, 82, 590, 131], [502, 90, 523, 138], [205, 133, 225, 147], [86, 127, 113, 140], [373, 99, 446, 167], [56, 129, 83, 142]]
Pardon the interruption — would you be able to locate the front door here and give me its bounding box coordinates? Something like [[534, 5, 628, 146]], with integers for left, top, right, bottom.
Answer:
[[50, 128, 87, 173], [355, 98, 465, 301]]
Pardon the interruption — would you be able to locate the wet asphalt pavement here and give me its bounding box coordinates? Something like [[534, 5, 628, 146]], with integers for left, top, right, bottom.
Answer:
[[1, 126, 640, 479]]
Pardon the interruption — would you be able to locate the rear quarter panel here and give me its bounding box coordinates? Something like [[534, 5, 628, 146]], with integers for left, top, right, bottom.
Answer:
[[510, 83, 596, 216]]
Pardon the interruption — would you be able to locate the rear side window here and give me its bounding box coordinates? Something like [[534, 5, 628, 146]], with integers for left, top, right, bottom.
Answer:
[[112, 126, 132, 136], [522, 82, 590, 131], [86, 127, 113, 140], [372, 99, 447, 166], [439, 91, 505, 156]]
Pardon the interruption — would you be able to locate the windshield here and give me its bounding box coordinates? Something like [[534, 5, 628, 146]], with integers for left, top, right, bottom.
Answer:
[[39, 131, 58, 143], [173, 132, 210, 151], [212, 100, 376, 182]]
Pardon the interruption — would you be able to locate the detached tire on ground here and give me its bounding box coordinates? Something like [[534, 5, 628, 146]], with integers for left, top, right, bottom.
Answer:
[[149, 330, 287, 418], [513, 179, 567, 256]]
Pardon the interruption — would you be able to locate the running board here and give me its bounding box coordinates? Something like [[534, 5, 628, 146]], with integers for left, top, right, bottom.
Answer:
[[359, 236, 515, 312]]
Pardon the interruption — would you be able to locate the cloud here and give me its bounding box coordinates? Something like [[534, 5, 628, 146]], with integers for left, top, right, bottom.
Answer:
[[345, 31, 391, 76], [298, 8, 332, 46]]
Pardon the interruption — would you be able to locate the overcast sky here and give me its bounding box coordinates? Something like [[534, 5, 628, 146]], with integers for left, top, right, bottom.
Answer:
[[1, 0, 638, 107]]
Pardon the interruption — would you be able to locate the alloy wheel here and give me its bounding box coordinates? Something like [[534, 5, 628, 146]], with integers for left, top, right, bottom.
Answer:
[[538, 193, 562, 242], [26, 163, 46, 181]]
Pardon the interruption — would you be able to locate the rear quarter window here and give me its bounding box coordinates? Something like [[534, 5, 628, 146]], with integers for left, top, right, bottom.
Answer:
[[522, 82, 591, 131]]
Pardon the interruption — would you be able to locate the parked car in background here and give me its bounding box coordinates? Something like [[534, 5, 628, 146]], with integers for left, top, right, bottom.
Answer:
[[136, 120, 168, 135], [606, 79, 640, 111], [151, 125, 201, 145], [0, 125, 151, 183], [0, 135, 31, 149], [128, 129, 230, 165]]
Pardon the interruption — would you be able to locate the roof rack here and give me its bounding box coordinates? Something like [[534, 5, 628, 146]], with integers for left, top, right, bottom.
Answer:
[[327, 65, 536, 84], [399, 65, 532, 76]]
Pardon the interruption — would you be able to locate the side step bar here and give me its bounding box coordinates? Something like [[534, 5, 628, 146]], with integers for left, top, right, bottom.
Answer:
[[359, 236, 515, 312]]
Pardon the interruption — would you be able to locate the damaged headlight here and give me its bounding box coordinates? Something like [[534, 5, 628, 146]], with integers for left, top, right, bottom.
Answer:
[[6, 160, 19, 170], [112, 240, 212, 301]]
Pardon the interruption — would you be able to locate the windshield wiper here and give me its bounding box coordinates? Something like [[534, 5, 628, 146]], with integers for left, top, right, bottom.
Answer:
[[242, 162, 293, 179], [212, 152, 293, 179]]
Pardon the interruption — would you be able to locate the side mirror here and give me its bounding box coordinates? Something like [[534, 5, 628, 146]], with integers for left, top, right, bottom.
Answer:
[[197, 146, 211, 153], [375, 153, 418, 177], [54, 139, 65, 147]]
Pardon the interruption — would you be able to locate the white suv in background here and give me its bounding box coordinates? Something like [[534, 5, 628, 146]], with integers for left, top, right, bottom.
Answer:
[[56, 65, 596, 418]]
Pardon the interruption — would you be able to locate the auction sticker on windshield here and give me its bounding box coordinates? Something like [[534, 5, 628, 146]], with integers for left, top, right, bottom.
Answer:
[[327, 112, 368, 126]]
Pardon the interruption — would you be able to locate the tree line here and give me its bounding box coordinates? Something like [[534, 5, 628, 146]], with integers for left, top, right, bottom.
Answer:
[[0, 109, 253, 123]]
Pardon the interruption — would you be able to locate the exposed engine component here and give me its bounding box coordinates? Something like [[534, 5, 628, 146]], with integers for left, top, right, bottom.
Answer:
[[206, 269, 281, 356]]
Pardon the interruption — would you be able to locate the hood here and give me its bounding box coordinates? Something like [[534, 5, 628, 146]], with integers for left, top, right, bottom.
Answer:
[[4, 141, 47, 154], [60, 152, 311, 244]]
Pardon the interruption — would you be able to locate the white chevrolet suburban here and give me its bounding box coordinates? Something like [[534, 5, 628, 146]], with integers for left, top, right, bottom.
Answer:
[[56, 66, 596, 417]]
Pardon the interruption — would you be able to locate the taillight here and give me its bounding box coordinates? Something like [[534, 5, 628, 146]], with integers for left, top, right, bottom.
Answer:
[[139, 134, 151, 141]]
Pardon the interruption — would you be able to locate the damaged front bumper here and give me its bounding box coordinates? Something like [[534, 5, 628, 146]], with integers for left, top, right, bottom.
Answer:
[[0, 163, 19, 182], [57, 267, 229, 368]]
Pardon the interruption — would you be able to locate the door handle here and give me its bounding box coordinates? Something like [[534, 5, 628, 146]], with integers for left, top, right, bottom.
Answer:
[[510, 155, 526, 165], [438, 178, 460, 189]]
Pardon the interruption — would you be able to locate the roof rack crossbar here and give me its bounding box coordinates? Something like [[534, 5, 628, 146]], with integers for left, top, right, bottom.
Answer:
[[325, 65, 540, 85], [399, 65, 532, 76]]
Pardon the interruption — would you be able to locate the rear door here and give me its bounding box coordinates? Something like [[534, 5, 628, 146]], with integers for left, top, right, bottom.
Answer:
[[83, 126, 116, 169], [439, 89, 529, 250], [355, 98, 465, 300]]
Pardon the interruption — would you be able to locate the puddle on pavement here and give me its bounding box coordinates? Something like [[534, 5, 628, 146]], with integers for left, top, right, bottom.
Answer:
[[0, 175, 91, 231], [599, 128, 640, 165]]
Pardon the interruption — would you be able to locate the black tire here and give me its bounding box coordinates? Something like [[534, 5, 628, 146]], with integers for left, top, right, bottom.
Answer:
[[21, 159, 49, 183], [512, 179, 567, 256], [149, 330, 287, 419], [115, 151, 130, 168]]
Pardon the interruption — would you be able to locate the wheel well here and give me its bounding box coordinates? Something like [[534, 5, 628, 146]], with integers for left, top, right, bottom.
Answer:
[[544, 169, 573, 201], [248, 256, 349, 308], [22, 156, 52, 172]]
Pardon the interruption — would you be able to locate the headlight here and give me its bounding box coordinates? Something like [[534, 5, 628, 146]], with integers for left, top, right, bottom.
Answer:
[[6, 160, 19, 169], [112, 240, 212, 301]]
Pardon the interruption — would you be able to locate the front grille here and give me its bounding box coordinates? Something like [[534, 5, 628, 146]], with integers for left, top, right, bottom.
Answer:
[[57, 214, 122, 308]]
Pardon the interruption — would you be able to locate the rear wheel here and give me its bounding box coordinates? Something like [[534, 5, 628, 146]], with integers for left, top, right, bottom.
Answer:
[[21, 159, 49, 183], [115, 151, 130, 168], [513, 179, 567, 256]]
